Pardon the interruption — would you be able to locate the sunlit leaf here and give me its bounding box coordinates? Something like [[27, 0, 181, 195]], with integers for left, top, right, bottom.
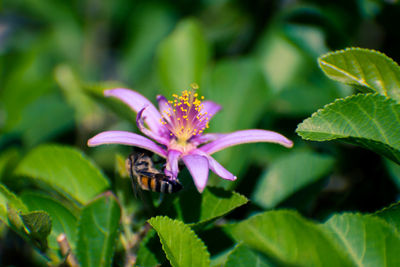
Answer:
[[157, 18, 209, 94], [253, 151, 334, 209], [228, 210, 352, 266], [76, 193, 121, 267], [55, 65, 100, 123], [255, 29, 304, 93], [16, 145, 109, 204], [148, 216, 210, 267], [21, 192, 78, 251], [324, 213, 400, 266], [319, 48, 400, 102], [296, 94, 400, 164]]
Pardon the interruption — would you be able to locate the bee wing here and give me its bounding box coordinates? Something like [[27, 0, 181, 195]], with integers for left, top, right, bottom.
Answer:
[[129, 175, 140, 198], [126, 155, 144, 199]]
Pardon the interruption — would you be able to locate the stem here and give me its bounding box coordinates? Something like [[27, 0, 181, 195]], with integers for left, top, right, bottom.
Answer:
[[57, 234, 79, 267]]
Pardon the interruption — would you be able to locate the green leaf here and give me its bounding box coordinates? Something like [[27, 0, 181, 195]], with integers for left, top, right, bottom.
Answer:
[[76, 193, 121, 267], [21, 192, 78, 251], [0, 184, 27, 225], [83, 82, 135, 125], [157, 18, 209, 94], [375, 202, 400, 231], [55, 65, 103, 124], [21, 211, 52, 251], [172, 187, 248, 225], [296, 94, 400, 164], [16, 144, 109, 204], [323, 213, 400, 266], [227, 210, 352, 266], [253, 151, 334, 209], [224, 243, 274, 267], [148, 216, 210, 267], [318, 48, 400, 102]]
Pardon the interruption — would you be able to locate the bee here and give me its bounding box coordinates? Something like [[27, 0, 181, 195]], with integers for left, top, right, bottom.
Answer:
[[126, 148, 183, 194]]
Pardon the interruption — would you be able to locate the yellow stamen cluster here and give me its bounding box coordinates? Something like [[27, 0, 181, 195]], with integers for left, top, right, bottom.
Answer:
[[160, 84, 210, 143]]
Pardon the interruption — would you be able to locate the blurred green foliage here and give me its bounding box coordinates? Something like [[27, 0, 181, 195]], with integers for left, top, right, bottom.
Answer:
[[1, 0, 400, 266]]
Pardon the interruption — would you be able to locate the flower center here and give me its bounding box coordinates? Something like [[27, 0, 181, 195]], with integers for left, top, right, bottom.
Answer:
[[160, 84, 210, 144]]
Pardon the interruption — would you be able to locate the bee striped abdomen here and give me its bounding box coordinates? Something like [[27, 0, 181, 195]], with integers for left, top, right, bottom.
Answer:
[[127, 150, 183, 194], [138, 176, 150, 190], [137, 175, 182, 193]]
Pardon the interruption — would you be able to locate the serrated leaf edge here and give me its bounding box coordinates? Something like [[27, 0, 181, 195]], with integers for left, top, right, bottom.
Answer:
[[296, 93, 398, 141], [373, 201, 400, 233], [374, 201, 400, 215], [319, 47, 400, 75], [193, 189, 249, 226], [148, 216, 211, 267]]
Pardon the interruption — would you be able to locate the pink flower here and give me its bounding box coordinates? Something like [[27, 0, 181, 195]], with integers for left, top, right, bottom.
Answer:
[[88, 86, 293, 192]]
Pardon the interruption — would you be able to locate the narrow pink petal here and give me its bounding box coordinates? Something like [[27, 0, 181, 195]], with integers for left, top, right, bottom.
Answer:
[[104, 88, 163, 134], [194, 150, 236, 181], [165, 149, 182, 179], [205, 155, 237, 181], [136, 108, 170, 145], [182, 154, 209, 193], [156, 95, 173, 122], [87, 131, 167, 157], [199, 129, 293, 155], [201, 100, 222, 118]]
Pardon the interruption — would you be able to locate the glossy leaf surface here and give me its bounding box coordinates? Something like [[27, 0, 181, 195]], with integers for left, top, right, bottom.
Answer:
[[16, 145, 109, 204], [149, 216, 210, 267]]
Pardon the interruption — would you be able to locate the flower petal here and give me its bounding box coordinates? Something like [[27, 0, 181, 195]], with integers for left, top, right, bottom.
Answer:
[[156, 95, 173, 122], [199, 129, 293, 155], [193, 149, 236, 180], [87, 130, 167, 157], [190, 133, 225, 146], [105, 88, 163, 134], [201, 100, 222, 119], [136, 108, 170, 145], [205, 155, 237, 181], [165, 149, 182, 179], [182, 154, 209, 193]]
